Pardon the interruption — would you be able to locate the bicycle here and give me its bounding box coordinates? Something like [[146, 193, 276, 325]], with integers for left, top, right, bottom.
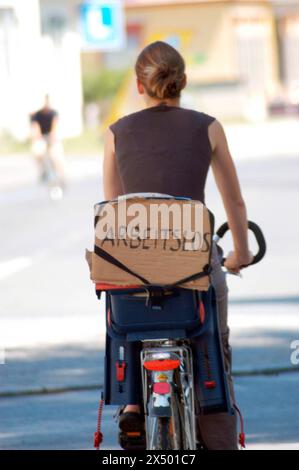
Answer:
[[95, 219, 266, 450], [35, 135, 65, 201]]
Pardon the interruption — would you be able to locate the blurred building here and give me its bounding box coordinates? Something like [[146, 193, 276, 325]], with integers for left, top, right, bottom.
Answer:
[[126, 0, 278, 119], [0, 0, 40, 140], [271, 0, 299, 113], [0, 0, 82, 141], [77, 0, 299, 122], [110, 0, 299, 121], [114, 0, 281, 120], [1, 1, 299, 140], [126, 0, 299, 120]]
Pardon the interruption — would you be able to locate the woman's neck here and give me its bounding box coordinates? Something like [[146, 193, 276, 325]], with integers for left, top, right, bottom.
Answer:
[[145, 97, 180, 108]]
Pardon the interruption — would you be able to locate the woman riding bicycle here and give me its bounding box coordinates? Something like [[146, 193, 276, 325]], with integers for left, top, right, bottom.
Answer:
[[103, 41, 253, 450]]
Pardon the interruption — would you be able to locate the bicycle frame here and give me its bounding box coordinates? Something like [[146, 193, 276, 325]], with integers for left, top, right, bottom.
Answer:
[[39, 135, 64, 201]]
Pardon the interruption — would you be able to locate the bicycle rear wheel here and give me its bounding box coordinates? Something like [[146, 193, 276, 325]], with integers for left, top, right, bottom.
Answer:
[[151, 392, 182, 450], [156, 417, 172, 450]]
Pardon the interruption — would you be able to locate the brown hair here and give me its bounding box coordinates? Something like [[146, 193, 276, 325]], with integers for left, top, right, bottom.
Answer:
[[135, 41, 186, 100]]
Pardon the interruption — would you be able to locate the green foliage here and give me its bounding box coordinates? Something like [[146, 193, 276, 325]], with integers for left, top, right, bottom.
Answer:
[[63, 128, 103, 155], [0, 131, 29, 155], [82, 68, 128, 104]]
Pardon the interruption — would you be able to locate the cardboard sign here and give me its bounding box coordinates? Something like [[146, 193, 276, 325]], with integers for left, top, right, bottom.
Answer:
[[86, 196, 214, 291]]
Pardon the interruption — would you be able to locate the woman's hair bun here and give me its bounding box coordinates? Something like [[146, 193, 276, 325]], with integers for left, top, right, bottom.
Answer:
[[135, 41, 186, 100]]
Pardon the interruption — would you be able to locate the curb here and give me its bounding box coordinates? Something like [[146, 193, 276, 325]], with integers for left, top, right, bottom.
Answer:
[[1, 366, 299, 399]]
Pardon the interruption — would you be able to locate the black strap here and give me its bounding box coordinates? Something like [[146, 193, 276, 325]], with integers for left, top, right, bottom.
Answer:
[[94, 244, 151, 284], [170, 264, 211, 288], [94, 245, 211, 288]]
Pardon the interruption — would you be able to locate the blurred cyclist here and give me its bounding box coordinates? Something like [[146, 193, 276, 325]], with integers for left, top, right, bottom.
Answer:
[[30, 95, 66, 188]]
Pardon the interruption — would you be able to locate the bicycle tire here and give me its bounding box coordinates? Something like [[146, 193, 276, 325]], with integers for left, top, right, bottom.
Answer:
[[154, 393, 182, 450], [156, 417, 172, 450]]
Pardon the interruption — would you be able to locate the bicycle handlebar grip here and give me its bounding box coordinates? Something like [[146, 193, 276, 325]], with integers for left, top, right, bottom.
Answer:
[[216, 221, 266, 267]]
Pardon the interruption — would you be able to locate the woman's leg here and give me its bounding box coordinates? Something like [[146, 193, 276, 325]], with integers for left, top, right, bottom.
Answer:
[[197, 243, 238, 450], [123, 405, 140, 412]]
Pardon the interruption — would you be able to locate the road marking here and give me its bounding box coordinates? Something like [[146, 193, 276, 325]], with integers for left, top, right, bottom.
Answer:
[[229, 309, 299, 331], [248, 442, 299, 450], [0, 257, 32, 281]]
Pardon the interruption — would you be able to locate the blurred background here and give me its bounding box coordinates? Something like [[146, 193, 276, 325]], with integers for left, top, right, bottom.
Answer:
[[1, 0, 299, 145], [0, 0, 299, 450]]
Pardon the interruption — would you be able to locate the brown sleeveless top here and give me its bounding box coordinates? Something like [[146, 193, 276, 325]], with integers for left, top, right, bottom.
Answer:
[[109, 103, 216, 203]]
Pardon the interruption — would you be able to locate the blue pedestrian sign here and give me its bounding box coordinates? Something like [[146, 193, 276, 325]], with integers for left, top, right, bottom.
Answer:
[[79, 1, 126, 51]]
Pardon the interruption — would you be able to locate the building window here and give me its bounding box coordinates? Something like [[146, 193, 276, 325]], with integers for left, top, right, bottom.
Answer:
[[279, 16, 299, 89], [103, 22, 143, 69], [41, 9, 68, 43], [233, 17, 271, 92], [0, 7, 18, 78]]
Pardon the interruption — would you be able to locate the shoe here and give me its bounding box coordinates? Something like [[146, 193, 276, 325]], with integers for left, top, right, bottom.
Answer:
[[118, 407, 146, 450]]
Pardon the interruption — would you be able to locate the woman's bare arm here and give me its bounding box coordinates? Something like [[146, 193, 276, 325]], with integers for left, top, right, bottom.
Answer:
[[209, 120, 252, 271], [103, 128, 124, 199]]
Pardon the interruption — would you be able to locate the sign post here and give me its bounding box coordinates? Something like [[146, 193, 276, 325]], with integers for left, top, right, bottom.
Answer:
[[79, 0, 126, 51]]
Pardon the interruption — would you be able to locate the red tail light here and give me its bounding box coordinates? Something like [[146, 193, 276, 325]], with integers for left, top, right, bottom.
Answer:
[[144, 359, 180, 371], [153, 382, 171, 395], [204, 380, 216, 389]]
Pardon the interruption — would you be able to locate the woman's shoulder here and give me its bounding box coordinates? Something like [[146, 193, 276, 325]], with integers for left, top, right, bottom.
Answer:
[[109, 107, 217, 133], [109, 109, 148, 134], [184, 107, 216, 127]]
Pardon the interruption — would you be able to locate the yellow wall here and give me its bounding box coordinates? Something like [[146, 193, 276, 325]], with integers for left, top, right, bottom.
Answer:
[[126, 2, 277, 84], [103, 1, 279, 126]]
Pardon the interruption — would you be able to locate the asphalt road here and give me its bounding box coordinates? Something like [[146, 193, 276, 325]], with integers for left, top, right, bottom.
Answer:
[[1, 373, 299, 450]]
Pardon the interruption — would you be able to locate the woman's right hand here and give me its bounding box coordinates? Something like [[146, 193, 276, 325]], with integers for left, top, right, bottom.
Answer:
[[224, 251, 253, 274]]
